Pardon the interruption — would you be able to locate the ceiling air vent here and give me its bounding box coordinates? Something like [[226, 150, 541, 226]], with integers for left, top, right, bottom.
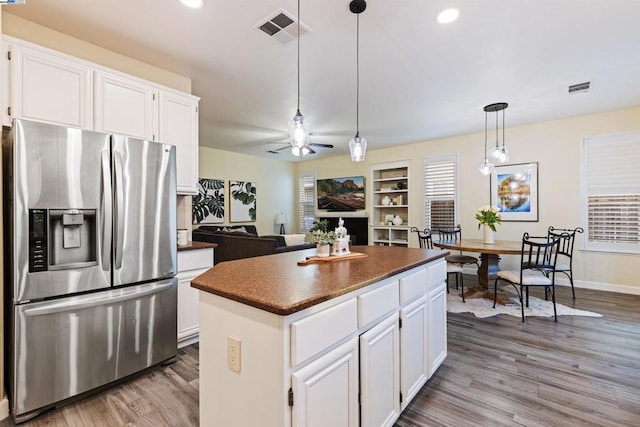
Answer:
[[256, 9, 310, 44], [568, 81, 591, 94]]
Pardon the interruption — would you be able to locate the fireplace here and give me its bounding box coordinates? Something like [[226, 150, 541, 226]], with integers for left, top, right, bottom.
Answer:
[[319, 216, 369, 246]]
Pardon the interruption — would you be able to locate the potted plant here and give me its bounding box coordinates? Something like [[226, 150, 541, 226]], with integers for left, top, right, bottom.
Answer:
[[475, 205, 502, 244], [305, 220, 338, 257]]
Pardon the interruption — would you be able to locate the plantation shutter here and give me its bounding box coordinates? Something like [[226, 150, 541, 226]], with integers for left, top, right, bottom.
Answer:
[[298, 174, 316, 232], [423, 157, 457, 230], [582, 131, 640, 253]]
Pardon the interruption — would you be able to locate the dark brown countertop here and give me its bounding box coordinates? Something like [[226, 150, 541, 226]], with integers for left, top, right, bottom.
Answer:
[[191, 245, 448, 315], [177, 241, 218, 251]]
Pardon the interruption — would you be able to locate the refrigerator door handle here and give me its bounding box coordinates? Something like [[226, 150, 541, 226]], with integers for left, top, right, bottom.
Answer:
[[22, 279, 176, 316], [114, 151, 125, 270], [101, 150, 112, 271]]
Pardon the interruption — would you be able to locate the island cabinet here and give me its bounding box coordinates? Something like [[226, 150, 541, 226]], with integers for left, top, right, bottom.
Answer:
[[194, 246, 448, 427]]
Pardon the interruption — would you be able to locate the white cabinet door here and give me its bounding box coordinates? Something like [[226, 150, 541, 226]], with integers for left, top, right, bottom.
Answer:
[[177, 248, 214, 347], [5, 42, 93, 128], [360, 312, 400, 427], [399, 295, 428, 410], [159, 91, 199, 195], [291, 338, 359, 427], [94, 71, 156, 140], [428, 282, 447, 377], [177, 270, 203, 346]]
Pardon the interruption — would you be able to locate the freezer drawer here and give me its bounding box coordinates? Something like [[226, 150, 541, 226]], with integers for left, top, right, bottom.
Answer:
[[10, 278, 177, 420]]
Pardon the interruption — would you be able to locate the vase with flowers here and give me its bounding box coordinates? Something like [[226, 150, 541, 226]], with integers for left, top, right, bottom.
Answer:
[[305, 219, 338, 257], [475, 205, 502, 244]]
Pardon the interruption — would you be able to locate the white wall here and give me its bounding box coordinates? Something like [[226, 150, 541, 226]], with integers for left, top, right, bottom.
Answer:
[[297, 106, 640, 292], [198, 147, 297, 235]]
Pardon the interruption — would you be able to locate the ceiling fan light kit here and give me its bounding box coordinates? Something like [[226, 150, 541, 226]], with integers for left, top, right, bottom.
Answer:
[[348, 0, 368, 162]]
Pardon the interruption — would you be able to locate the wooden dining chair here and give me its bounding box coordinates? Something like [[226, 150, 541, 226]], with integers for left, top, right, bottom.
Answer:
[[546, 226, 583, 299], [410, 227, 465, 302], [493, 232, 562, 322]]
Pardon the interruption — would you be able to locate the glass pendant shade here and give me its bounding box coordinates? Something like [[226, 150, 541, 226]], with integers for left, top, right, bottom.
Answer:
[[291, 145, 311, 157], [478, 158, 494, 175], [288, 109, 310, 149], [349, 134, 367, 162]]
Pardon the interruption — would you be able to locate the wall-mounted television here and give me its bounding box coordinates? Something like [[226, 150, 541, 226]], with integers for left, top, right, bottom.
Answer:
[[316, 176, 365, 211]]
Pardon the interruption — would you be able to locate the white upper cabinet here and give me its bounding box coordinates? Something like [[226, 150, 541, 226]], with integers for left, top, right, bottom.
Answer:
[[159, 91, 199, 194], [94, 71, 157, 140], [2, 36, 200, 195], [3, 41, 93, 128]]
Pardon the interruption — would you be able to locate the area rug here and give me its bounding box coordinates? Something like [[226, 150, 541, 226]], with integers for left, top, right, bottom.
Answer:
[[447, 291, 602, 319]]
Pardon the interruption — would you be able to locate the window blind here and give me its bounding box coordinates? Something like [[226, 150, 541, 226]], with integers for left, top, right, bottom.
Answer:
[[423, 157, 457, 230], [582, 131, 640, 253], [298, 174, 315, 232]]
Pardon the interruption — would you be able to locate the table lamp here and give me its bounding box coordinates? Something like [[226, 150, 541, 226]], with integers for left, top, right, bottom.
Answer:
[[275, 212, 288, 234]]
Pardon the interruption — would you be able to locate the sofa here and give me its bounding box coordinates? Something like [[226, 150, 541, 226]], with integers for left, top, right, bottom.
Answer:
[[192, 225, 315, 264]]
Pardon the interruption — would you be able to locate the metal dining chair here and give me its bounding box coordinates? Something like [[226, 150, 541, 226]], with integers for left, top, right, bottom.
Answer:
[[410, 226, 465, 302], [435, 224, 480, 270], [493, 232, 562, 322], [546, 226, 583, 299]]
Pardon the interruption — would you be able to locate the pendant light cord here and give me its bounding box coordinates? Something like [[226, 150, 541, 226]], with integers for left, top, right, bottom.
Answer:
[[297, 0, 301, 112], [502, 108, 505, 147], [356, 13, 360, 135], [484, 110, 488, 156]]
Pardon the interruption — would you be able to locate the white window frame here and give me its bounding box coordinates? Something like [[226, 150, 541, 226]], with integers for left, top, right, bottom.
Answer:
[[297, 173, 316, 232], [580, 130, 640, 254], [422, 154, 459, 231]]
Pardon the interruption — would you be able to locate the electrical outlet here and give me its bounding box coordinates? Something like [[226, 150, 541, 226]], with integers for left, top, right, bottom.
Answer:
[[227, 336, 241, 372]]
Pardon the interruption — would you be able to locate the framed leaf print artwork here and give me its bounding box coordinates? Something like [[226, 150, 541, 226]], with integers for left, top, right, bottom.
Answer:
[[490, 162, 539, 222], [229, 180, 256, 222], [193, 179, 225, 224]]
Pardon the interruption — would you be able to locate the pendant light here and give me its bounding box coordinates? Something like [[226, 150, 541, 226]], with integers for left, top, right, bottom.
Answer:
[[289, 0, 311, 155], [348, 0, 367, 162], [478, 104, 496, 175], [486, 102, 509, 163]]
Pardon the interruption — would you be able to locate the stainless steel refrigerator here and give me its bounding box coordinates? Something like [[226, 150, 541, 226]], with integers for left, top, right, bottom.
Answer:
[[3, 119, 178, 422]]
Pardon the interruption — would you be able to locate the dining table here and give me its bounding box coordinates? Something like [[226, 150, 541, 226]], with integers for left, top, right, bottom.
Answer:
[[433, 238, 523, 305]]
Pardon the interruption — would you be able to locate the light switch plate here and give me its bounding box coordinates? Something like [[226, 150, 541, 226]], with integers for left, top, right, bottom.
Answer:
[[227, 336, 241, 372]]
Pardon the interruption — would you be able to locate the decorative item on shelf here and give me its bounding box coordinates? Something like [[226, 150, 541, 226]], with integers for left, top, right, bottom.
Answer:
[[288, 0, 311, 157], [304, 219, 338, 257], [274, 212, 288, 234], [348, 0, 368, 162], [381, 195, 391, 206], [384, 214, 394, 224], [332, 218, 351, 256], [475, 205, 502, 244], [392, 215, 403, 226], [478, 103, 508, 175], [396, 181, 406, 190], [394, 195, 403, 205]]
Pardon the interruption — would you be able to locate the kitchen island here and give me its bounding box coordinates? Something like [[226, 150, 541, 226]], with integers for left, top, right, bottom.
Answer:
[[192, 245, 448, 427]]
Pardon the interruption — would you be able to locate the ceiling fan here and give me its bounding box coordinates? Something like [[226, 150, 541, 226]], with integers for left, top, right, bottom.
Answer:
[[266, 140, 334, 155]]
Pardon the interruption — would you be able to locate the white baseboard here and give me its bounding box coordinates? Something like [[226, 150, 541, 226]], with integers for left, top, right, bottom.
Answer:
[[0, 395, 9, 421], [461, 267, 640, 296]]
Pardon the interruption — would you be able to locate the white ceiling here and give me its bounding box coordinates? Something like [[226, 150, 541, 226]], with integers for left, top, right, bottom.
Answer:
[[5, 0, 640, 161]]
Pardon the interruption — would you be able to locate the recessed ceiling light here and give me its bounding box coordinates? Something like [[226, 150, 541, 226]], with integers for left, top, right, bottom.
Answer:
[[436, 8, 459, 24], [179, 0, 203, 9]]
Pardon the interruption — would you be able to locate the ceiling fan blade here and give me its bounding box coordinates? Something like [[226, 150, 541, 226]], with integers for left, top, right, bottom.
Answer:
[[267, 150, 281, 154], [307, 147, 316, 155], [309, 143, 334, 149]]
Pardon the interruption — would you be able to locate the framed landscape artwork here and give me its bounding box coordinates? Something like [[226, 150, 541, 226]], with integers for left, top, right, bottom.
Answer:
[[229, 180, 257, 222], [316, 176, 365, 211], [193, 179, 225, 224], [490, 162, 539, 222]]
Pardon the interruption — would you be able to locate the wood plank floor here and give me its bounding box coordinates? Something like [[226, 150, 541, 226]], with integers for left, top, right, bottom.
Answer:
[[2, 276, 639, 426]]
